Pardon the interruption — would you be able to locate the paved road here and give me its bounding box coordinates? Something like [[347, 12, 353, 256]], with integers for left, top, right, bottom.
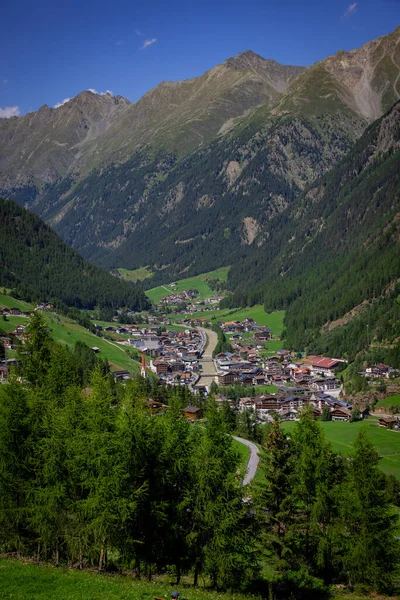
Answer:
[[233, 436, 260, 486], [196, 327, 218, 389]]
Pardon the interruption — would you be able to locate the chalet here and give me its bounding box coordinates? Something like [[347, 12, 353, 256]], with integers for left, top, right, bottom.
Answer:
[[280, 409, 298, 421], [253, 373, 266, 385], [217, 371, 235, 386], [365, 364, 390, 379], [311, 357, 341, 376], [91, 347, 100, 353], [378, 417, 398, 428], [310, 378, 340, 392], [146, 399, 166, 414], [9, 307, 21, 316], [112, 370, 131, 381], [184, 406, 204, 421], [331, 407, 352, 422], [152, 358, 169, 375]]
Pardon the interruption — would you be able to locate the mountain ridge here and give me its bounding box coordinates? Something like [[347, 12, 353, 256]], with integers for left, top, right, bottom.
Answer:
[[0, 25, 399, 281]]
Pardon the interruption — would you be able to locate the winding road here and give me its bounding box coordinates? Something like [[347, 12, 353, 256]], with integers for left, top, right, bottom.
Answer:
[[195, 326, 260, 485], [233, 436, 260, 486]]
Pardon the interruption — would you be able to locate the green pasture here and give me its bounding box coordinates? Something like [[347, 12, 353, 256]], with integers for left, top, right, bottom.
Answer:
[[43, 313, 141, 373], [0, 315, 30, 333], [117, 266, 153, 282], [173, 306, 285, 337], [376, 393, 400, 410], [0, 557, 251, 600], [146, 267, 230, 303], [283, 419, 400, 479], [0, 293, 33, 311], [263, 339, 286, 354]]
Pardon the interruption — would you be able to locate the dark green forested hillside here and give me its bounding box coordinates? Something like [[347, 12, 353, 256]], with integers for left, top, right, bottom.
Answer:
[[223, 101, 400, 359], [1, 313, 399, 597], [0, 198, 150, 311]]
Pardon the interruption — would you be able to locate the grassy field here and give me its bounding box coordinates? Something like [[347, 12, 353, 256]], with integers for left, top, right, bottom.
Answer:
[[263, 339, 285, 355], [173, 307, 285, 337], [0, 293, 33, 311], [118, 266, 153, 283], [376, 393, 400, 410], [283, 419, 400, 479], [146, 267, 230, 303], [0, 558, 394, 600], [0, 315, 30, 333], [43, 313, 141, 373], [0, 557, 252, 600], [0, 294, 141, 373]]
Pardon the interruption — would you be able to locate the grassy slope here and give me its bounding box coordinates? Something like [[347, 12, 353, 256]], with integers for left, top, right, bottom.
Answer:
[[376, 394, 400, 409], [0, 295, 140, 373], [172, 306, 285, 337], [283, 419, 400, 479], [118, 266, 153, 283], [146, 267, 230, 303], [0, 557, 249, 600], [0, 558, 393, 600]]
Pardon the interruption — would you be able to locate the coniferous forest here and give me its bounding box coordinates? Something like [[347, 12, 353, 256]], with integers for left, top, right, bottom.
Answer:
[[0, 198, 150, 311], [1, 313, 399, 598]]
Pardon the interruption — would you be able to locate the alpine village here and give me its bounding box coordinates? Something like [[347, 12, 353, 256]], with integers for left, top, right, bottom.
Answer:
[[1, 14, 400, 600]]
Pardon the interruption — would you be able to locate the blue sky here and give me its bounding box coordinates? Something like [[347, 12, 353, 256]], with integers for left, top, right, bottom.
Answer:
[[1, 0, 399, 117]]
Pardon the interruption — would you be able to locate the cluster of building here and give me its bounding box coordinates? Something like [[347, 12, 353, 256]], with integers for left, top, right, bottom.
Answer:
[[158, 289, 199, 307], [360, 363, 400, 380], [215, 348, 344, 392], [136, 328, 206, 386], [217, 392, 355, 422]]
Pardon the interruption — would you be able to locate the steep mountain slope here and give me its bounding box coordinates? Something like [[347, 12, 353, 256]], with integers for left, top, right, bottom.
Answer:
[[0, 26, 399, 279], [224, 100, 400, 357], [0, 198, 150, 311], [0, 91, 131, 195]]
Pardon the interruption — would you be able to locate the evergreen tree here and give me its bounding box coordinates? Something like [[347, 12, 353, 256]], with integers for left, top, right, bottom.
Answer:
[[339, 430, 400, 592]]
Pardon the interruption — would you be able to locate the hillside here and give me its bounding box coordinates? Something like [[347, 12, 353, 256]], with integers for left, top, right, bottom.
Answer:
[[0, 198, 150, 311], [223, 100, 400, 361], [0, 27, 399, 278]]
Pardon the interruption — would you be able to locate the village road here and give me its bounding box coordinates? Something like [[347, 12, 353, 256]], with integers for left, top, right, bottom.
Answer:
[[195, 327, 260, 485], [233, 436, 260, 486]]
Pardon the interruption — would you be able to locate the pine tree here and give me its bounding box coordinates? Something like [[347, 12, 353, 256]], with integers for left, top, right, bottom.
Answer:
[[339, 430, 400, 592], [257, 415, 295, 561]]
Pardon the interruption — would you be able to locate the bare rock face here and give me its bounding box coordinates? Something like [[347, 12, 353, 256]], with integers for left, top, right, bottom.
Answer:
[[320, 25, 400, 120], [0, 91, 131, 191]]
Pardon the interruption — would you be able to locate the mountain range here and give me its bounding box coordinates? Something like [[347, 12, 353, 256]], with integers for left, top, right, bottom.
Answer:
[[0, 25, 399, 291]]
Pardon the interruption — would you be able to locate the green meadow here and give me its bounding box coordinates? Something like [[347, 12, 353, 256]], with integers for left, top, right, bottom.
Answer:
[[117, 266, 153, 283], [283, 419, 400, 479], [172, 306, 285, 338], [146, 267, 230, 303], [376, 393, 400, 410], [0, 294, 140, 373]]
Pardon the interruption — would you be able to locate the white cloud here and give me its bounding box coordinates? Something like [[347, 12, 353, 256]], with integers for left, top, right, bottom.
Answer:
[[54, 97, 71, 108], [88, 89, 114, 96], [135, 28, 145, 36], [116, 40, 124, 46], [2, 79, 8, 85], [141, 37, 157, 50], [0, 105, 20, 118], [343, 2, 357, 17]]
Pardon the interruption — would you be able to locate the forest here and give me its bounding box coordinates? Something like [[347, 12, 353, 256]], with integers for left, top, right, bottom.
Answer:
[[1, 313, 399, 599], [0, 198, 150, 312], [222, 102, 400, 360]]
